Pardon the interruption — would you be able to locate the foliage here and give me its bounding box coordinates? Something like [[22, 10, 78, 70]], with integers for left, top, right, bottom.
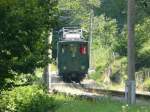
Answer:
[[90, 16, 118, 79], [98, 0, 150, 28], [113, 28, 127, 56], [0, 68, 44, 91], [136, 18, 150, 70], [110, 57, 127, 83], [58, 0, 100, 28], [0, 85, 56, 112], [143, 78, 150, 91], [136, 0, 150, 22], [92, 16, 117, 48], [0, 0, 58, 88], [98, 0, 127, 29], [113, 17, 150, 70]]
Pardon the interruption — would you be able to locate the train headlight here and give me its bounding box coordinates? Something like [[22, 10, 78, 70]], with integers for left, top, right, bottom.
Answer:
[[81, 66, 85, 70], [63, 66, 67, 70], [62, 48, 65, 53]]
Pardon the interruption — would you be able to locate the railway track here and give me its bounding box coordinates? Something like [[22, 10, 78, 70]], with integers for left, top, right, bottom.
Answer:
[[82, 87, 150, 100], [50, 82, 150, 102], [48, 73, 150, 103]]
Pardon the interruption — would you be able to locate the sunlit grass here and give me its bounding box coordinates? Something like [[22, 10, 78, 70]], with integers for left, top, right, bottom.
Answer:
[[52, 94, 150, 112]]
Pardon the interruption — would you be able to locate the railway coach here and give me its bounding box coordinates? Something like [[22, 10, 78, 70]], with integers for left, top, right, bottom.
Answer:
[[57, 27, 89, 82]]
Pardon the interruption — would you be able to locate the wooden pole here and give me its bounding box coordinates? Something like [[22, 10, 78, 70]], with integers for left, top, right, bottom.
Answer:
[[89, 9, 93, 68], [127, 0, 136, 104]]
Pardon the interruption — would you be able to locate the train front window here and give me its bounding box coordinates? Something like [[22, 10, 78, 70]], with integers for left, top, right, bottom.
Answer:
[[70, 44, 77, 57]]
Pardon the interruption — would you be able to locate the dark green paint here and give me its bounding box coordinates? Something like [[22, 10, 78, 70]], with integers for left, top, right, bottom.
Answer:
[[57, 41, 89, 74]]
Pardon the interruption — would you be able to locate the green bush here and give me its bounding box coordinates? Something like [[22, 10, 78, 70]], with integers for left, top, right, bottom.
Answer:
[[89, 66, 104, 81], [0, 85, 56, 112], [143, 78, 150, 91]]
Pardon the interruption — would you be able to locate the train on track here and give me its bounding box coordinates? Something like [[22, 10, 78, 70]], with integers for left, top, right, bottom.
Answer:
[[53, 27, 89, 82]]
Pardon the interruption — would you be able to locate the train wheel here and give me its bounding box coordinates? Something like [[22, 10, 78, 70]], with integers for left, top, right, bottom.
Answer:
[[62, 75, 72, 83]]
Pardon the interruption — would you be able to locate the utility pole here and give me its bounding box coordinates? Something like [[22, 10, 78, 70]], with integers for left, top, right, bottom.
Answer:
[[89, 9, 93, 68], [43, 31, 52, 91], [126, 0, 136, 104]]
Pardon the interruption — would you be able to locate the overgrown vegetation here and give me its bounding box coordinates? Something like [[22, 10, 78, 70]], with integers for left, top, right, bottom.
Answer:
[[53, 94, 150, 112], [0, 0, 58, 89], [0, 85, 56, 112], [144, 78, 150, 91]]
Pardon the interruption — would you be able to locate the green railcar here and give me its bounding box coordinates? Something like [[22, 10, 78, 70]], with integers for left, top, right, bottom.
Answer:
[[57, 27, 89, 82]]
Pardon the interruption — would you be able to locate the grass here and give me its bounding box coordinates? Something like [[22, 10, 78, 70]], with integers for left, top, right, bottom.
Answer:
[[52, 94, 150, 112]]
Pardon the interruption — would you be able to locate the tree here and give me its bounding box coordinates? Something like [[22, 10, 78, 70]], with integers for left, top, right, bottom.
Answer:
[[58, 0, 100, 28], [113, 18, 150, 70], [0, 0, 58, 88], [98, 0, 127, 29], [136, 0, 150, 21], [136, 18, 150, 70]]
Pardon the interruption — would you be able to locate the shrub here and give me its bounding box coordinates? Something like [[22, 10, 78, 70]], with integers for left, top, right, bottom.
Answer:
[[0, 85, 56, 112], [143, 78, 150, 91]]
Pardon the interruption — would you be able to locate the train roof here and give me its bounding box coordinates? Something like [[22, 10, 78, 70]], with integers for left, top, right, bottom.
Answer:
[[59, 27, 84, 41]]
